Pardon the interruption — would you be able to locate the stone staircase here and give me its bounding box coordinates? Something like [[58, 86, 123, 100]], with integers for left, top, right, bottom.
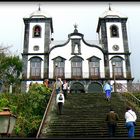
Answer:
[[39, 92, 140, 138]]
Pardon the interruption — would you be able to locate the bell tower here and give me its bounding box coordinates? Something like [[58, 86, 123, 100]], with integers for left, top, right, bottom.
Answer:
[[21, 5, 53, 91], [96, 4, 133, 84]]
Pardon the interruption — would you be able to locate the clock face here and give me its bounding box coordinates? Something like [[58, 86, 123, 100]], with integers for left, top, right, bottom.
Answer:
[[33, 46, 39, 51], [113, 45, 119, 51]]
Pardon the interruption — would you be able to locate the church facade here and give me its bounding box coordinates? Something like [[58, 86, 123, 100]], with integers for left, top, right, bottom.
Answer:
[[21, 6, 133, 93]]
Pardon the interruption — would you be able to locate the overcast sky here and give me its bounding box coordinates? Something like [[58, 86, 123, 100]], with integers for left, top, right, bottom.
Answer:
[[0, 1, 140, 82]]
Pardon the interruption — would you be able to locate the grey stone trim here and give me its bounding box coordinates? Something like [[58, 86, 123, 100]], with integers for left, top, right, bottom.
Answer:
[[121, 19, 129, 52], [125, 55, 132, 79], [44, 55, 49, 79], [23, 22, 30, 53], [44, 22, 51, 53], [22, 55, 28, 80], [23, 18, 53, 33]]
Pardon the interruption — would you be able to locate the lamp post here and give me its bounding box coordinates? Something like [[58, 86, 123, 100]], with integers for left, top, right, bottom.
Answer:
[[54, 63, 58, 94], [0, 108, 17, 137], [55, 63, 58, 80], [112, 62, 117, 92]]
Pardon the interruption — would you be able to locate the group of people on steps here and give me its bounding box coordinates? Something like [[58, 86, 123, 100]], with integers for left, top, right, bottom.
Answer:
[[55, 77, 69, 115], [105, 106, 137, 138], [54, 78, 137, 138], [104, 81, 137, 138]]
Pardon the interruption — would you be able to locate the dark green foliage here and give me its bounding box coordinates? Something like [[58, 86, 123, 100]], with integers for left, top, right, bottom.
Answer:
[[132, 92, 140, 99], [123, 92, 140, 100], [28, 82, 52, 95], [0, 54, 22, 93], [0, 83, 52, 137]]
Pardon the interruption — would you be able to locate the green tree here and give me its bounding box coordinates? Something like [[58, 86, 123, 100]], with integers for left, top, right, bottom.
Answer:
[[0, 44, 12, 79], [2, 55, 22, 93], [0, 45, 22, 93], [0, 53, 6, 80]]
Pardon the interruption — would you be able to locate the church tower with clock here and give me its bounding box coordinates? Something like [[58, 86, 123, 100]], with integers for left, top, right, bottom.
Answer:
[[21, 6, 53, 90], [96, 5, 132, 84]]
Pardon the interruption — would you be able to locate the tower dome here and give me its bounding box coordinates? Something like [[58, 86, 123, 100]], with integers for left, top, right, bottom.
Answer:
[[24, 6, 51, 18], [99, 6, 127, 18]]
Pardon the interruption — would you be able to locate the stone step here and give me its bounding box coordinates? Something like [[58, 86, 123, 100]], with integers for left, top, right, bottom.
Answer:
[[40, 92, 140, 138]]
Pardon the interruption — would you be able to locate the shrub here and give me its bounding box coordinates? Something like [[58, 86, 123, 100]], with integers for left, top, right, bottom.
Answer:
[[0, 83, 52, 137]]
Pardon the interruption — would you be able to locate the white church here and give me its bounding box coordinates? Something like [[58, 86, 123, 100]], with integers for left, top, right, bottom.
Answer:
[[21, 5, 133, 93]]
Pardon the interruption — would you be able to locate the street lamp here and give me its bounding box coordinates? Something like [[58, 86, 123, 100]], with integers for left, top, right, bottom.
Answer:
[[0, 108, 17, 137], [55, 63, 58, 80], [54, 63, 58, 94], [112, 61, 117, 92]]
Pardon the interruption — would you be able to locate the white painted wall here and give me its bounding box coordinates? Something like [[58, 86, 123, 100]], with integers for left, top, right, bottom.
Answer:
[[106, 22, 124, 53], [49, 38, 105, 79], [28, 23, 45, 53]]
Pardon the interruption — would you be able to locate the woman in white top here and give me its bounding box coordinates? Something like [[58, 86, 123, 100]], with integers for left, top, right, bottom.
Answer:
[[56, 92, 65, 115], [125, 106, 137, 138]]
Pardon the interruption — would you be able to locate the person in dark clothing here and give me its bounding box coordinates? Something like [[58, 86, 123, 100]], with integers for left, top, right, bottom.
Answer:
[[105, 108, 119, 137], [62, 80, 68, 99]]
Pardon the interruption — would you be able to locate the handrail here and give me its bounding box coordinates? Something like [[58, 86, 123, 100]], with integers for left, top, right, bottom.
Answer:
[[36, 88, 56, 138], [121, 92, 140, 109]]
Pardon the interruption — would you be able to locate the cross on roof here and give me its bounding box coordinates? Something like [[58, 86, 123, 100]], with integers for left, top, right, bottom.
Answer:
[[38, 3, 41, 11], [74, 24, 78, 29], [109, 3, 112, 11]]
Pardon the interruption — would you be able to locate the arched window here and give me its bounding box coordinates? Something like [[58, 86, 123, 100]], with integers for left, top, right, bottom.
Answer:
[[30, 57, 42, 79], [53, 57, 65, 79], [70, 56, 83, 78], [88, 56, 100, 78], [33, 25, 41, 38], [110, 25, 119, 37], [112, 57, 123, 77]]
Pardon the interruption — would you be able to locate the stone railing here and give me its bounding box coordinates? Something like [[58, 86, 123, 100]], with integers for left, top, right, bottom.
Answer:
[[117, 92, 140, 115], [116, 83, 140, 93], [36, 87, 56, 138], [115, 83, 140, 111]]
